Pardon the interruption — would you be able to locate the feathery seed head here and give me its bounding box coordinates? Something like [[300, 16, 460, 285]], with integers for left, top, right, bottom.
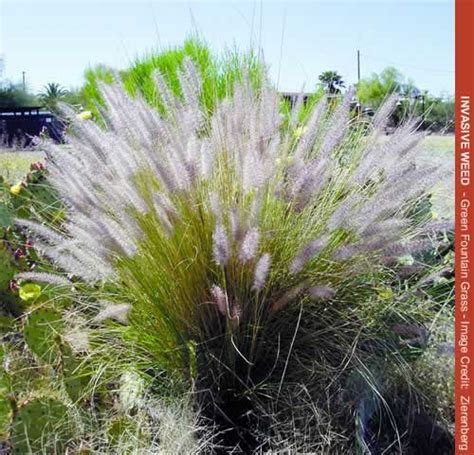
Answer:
[[290, 237, 329, 274], [230, 302, 242, 329], [95, 302, 132, 324], [253, 253, 272, 291], [15, 272, 71, 287], [210, 285, 228, 316], [239, 227, 260, 263], [212, 224, 230, 266], [309, 286, 336, 301]]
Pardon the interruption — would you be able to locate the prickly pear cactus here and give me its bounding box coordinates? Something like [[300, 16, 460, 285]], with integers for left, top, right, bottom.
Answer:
[[107, 415, 141, 447], [60, 342, 91, 403], [0, 398, 12, 445], [0, 385, 12, 444], [0, 203, 13, 229], [23, 307, 63, 364], [0, 347, 13, 442], [11, 396, 72, 454], [0, 246, 15, 292], [0, 315, 14, 335]]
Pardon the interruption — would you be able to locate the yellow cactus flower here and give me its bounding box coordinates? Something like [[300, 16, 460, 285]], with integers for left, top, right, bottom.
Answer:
[[77, 110, 93, 121], [10, 183, 23, 195], [19, 283, 42, 302]]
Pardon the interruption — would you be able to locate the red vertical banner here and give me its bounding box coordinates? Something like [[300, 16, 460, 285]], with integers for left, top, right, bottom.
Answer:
[[456, 0, 474, 453]]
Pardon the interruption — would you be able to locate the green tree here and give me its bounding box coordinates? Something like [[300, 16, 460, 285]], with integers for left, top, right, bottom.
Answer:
[[420, 95, 454, 132], [356, 66, 414, 109], [0, 82, 38, 108], [38, 83, 68, 110], [318, 70, 345, 94], [61, 87, 86, 109]]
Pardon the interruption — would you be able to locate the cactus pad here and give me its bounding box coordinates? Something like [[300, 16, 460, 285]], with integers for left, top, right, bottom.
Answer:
[[107, 415, 140, 447], [0, 247, 14, 292], [11, 397, 72, 454], [60, 342, 91, 402], [24, 307, 63, 363], [0, 368, 12, 442]]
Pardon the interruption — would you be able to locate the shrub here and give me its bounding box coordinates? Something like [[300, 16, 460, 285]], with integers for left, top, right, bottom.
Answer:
[[0, 83, 38, 108], [13, 61, 453, 452]]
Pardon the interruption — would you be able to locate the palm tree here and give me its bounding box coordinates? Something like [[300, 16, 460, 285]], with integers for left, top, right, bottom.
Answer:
[[318, 71, 345, 94], [38, 82, 68, 109]]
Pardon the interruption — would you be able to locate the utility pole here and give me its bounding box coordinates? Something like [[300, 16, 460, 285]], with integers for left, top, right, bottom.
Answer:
[[22, 71, 26, 91], [357, 50, 361, 82]]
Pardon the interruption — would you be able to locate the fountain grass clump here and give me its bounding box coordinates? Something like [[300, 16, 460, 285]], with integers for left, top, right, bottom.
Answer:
[[14, 58, 453, 452]]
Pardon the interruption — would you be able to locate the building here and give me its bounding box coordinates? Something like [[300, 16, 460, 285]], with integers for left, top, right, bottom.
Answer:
[[0, 106, 64, 146]]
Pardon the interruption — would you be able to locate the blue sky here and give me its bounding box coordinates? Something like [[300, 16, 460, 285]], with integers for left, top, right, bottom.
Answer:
[[0, 0, 454, 96]]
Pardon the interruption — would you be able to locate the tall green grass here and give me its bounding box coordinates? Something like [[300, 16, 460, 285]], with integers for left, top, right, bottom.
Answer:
[[82, 37, 263, 119]]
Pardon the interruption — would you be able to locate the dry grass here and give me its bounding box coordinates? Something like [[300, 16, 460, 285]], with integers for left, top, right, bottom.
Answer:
[[0, 150, 45, 182]]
